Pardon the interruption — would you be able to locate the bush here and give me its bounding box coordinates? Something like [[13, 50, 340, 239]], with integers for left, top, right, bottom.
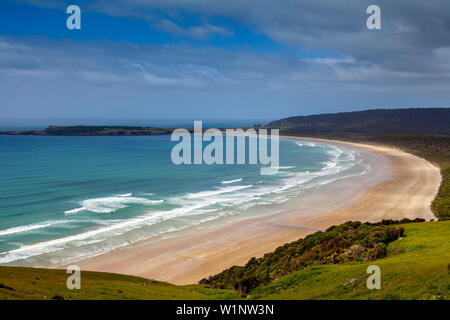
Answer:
[[234, 277, 260, 293], [365, 243, 388, 260], [200, 221, 407, 291]]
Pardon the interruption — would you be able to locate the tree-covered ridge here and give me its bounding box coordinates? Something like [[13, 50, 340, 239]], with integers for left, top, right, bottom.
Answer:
[[269, 108, 450, 135], [200, 219, 420, 293]]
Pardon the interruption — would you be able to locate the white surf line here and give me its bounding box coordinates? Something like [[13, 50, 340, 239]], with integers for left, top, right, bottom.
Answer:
[[184, 185, 253, 199], [0, 223, 51, 236], [0, 201, 219, 263], [221, 178, 243, 184]]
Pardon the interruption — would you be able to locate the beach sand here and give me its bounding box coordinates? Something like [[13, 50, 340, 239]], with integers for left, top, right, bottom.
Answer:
[[76, 137, 441, 285]]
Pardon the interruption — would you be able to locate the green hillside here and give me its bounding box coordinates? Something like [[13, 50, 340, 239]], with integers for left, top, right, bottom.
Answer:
[[200, 221, 407, 292], [0, 267, 238, 300], [249, 220, 449, 300], [1, 220, 448, 300]]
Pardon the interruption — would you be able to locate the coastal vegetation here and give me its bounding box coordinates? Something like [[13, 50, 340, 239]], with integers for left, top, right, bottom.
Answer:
[[1, 219, 448, 300], [200, 220, 413, 292], [249, 219, 449, 300]]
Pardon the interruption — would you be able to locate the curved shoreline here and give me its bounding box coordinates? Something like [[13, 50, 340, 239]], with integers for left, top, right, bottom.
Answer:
[[76, 137, 441, 285]]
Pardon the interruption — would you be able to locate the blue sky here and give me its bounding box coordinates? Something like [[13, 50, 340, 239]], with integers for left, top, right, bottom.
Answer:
[[0, 1, 283, 50], [1, 0, 450, 121]]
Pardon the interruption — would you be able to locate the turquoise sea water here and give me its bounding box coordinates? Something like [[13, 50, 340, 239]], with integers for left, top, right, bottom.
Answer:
[[0, 135, 369, 266]]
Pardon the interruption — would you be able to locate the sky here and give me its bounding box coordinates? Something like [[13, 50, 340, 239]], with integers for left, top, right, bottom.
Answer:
[[1, 0, 450, 121]]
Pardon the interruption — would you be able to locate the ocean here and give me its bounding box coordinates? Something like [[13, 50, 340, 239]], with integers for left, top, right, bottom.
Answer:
[[0, 134, 370, 267]]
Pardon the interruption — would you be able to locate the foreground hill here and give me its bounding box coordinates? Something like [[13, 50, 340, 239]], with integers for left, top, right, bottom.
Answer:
[[269, 108, 450, 135], [0, 267, 238, 300], [201, 221, 407, 292], [1, 220, 448, 300], [249, 220, 449, 300]]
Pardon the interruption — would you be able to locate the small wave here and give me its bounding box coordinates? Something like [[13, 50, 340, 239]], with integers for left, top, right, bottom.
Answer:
[[76, 196, 163, 214], [326, 146, 343, 158], [0, 201, 220, 264], [314, 145, 350, 176], [296, 140, 317, 147], [118, 193, 132, 197], [0, 223, 51, 236], [221, 178, 243, 184], [64, 207, 86, 215], [184, 185, 253, 199], [73, 239, 105, 246]]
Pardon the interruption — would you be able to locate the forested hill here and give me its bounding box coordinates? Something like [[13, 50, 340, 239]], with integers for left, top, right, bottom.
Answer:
[[268, 108, 450, 135]]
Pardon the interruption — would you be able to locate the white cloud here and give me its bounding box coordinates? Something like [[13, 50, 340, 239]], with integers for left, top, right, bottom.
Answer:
[[2, 35, 450, 92], [3, 0, 450, 118], [18, 0, 450, 76]]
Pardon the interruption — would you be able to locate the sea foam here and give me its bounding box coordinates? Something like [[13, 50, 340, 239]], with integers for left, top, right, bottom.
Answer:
[[0, 224, 51, 236], [221, 178, 243, 184], [65, 196, 164, 214]]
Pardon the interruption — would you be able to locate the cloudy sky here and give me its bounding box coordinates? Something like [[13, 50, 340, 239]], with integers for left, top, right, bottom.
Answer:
[[1, 0, 450, 121]]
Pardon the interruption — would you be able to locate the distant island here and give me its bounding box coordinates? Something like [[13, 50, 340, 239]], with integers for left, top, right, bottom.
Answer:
[[0, 125, 175, 136]]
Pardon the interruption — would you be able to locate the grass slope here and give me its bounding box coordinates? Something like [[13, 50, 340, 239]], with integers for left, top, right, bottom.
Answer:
[[1, 221, 448, 300], [0, 268, 238, 300], [249, 221, 450, 300], [201, 221, 406, 292]]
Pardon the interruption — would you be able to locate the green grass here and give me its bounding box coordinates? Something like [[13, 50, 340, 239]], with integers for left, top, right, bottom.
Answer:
[[200, 221, 406, 292], [0, 267, 239, 300], [1, 221, 448, 300], [248, 221, 450, 300]]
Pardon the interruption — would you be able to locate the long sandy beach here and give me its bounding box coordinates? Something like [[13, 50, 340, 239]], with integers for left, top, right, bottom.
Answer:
[[77, 137, 441, 285]]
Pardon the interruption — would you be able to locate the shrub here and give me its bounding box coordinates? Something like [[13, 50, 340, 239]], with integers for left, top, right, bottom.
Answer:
[[200, 221, 406, 291]]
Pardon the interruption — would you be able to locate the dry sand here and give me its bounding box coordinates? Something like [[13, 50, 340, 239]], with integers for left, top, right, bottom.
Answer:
[[77, 137, 441, 285]]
